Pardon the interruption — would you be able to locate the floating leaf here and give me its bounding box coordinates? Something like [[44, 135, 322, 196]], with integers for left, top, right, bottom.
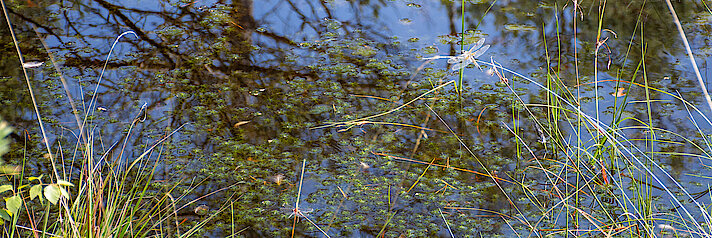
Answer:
[[611, 87, 626, 97], [30, 184, 43, 201], [504, 24, 537, 31], [194, 204, 209, 216], [269, 174, 285, 185], [233, 121, 250, 128], [658, 224, 677, 232], [359, 162, 371, 170], [5, 195, 21, 215], [22, 61, 44, 68]]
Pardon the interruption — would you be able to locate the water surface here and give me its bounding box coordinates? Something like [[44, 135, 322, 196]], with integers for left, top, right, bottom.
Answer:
[[2, 0, 712, 237]]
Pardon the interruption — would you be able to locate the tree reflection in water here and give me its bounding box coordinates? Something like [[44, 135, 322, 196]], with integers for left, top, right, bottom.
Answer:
[[1, 0, 711, 237]]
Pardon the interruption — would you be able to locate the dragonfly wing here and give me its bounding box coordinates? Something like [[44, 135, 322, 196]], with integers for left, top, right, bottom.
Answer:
[[422, 55, 450, 60], [472, 44, 490, 58], [447, 55, 465, 64], [468, 38, 485, 53], [451, 61, 470, 71]]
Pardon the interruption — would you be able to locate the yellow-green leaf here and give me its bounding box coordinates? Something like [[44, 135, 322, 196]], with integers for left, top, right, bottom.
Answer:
[[56, 180, 74, 187], [5, 195, 21, 215], [30, 185, 42, 201], [28, 175, 43, 182], [0, 185, 12, 194], [44, 185, 61, 205], [59, 187, 69, 198], [0, 209, 10, 221]]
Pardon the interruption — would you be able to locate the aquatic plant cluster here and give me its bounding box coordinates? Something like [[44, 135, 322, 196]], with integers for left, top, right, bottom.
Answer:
[[1, 0, 712, 237]]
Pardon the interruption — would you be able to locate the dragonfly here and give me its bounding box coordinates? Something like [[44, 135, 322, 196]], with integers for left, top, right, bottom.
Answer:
[[448, 38, 490, 71], [422, 38, 490, 71]]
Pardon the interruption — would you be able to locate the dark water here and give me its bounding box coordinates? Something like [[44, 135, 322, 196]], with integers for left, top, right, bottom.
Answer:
[[2, 0, 712, 237]]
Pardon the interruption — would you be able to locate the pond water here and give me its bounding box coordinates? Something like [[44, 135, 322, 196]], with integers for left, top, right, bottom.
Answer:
[[2, 0, 712, 237]]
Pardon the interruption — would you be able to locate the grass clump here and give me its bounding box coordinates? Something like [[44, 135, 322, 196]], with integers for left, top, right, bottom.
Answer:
[[319, 1, 712, 237], [0, 3, 220, 236]]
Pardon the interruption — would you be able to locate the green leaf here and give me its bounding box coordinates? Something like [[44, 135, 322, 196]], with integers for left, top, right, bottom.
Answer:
[[17, 184, 28, 190], [5, 195, 21, 215], [30, 185, 42, 201], [56, 180, 74, 187], [0, 185, 12, 194], [0, 209, 10, 221], [44, 185, 61, 205]]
